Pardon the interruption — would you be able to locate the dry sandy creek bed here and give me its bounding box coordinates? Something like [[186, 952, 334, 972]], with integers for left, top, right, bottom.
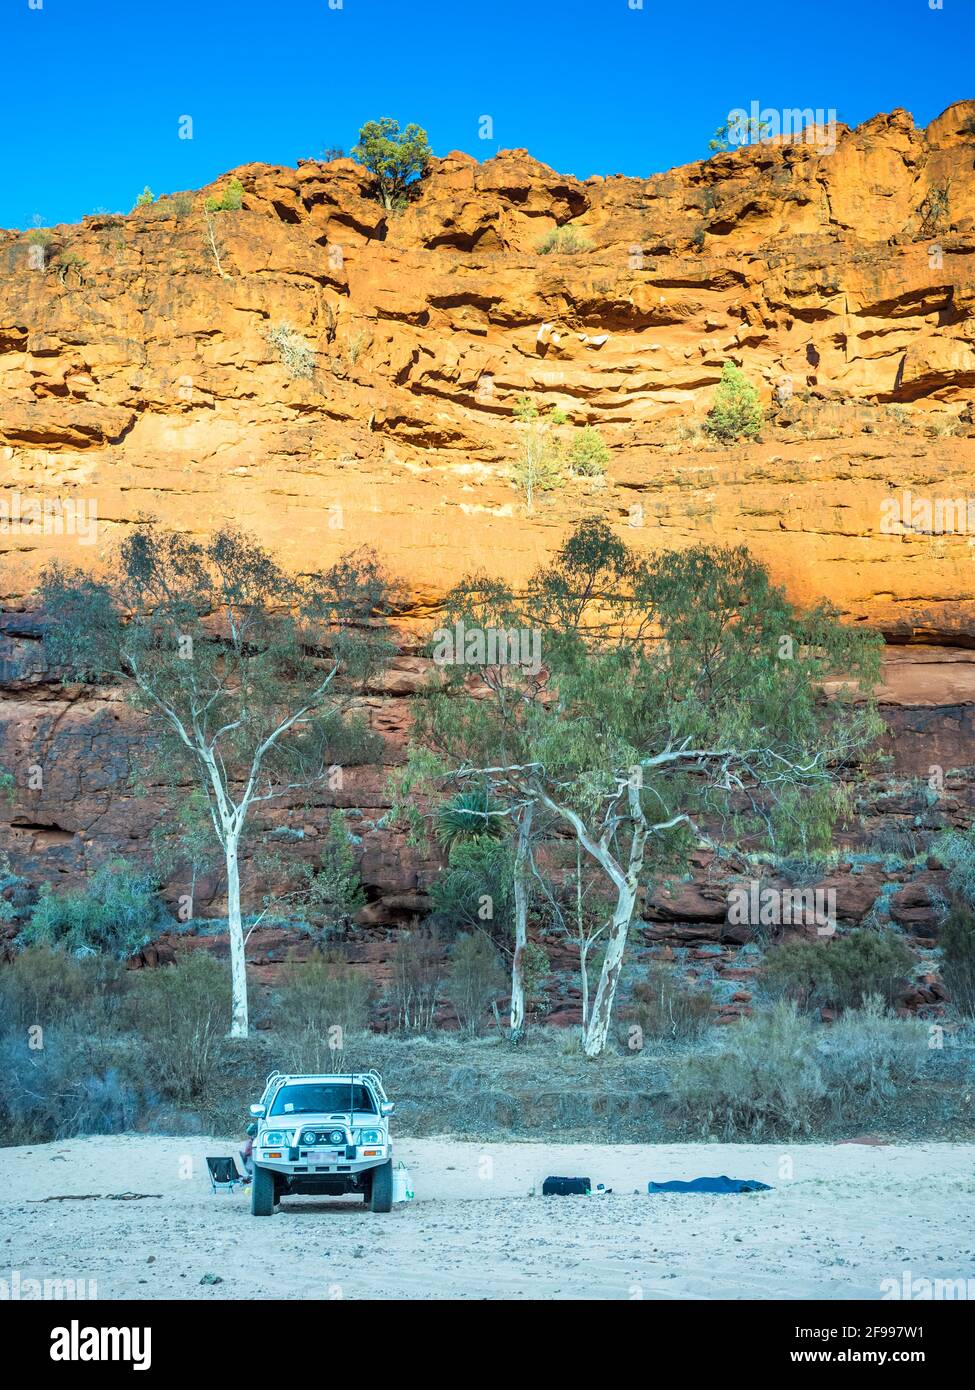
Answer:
[[2, 1135, 973, 1299]]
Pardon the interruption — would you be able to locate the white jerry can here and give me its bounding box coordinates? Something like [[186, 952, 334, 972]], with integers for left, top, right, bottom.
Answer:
[[392, 1163, 414, 1204]]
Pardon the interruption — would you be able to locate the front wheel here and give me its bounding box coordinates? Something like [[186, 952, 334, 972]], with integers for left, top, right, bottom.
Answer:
[[369, 1160, 393, 1213], [251, 1164, 277, 1216]]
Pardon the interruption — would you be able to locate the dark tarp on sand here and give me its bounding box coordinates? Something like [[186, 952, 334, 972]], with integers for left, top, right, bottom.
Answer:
[[647, 1175, 771, 1194]]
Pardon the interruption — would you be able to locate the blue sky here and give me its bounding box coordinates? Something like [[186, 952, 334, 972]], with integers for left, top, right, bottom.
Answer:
[[3, 0, 972, 229]]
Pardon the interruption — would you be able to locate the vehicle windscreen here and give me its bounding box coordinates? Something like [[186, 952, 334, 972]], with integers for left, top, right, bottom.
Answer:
[[270, 1084, 377, 1116]]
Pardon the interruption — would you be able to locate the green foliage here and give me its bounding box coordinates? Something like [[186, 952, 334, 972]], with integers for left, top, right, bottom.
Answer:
[[0, 947, 126, 1033], [351, 118, 432, 210], [272, 952, 371, 1038], [939, 902, 975, 1019], [704, 361, 764, 441], [20, 860, 169, 959], [522, 941, 550, 1005], [763, 928, 915, 1012], [134, 186, 155, 208], [265, 322, 316, 380], [672, 998, 927, 1139], [567, 425, 609, 477], [435, 789, 508, 849], [274, 810, 367, 938], [413, 517, 883, 1049], [709, 116, 771, 152], [389, 928, 443, 1032], [430, 836, 516, 938], [445, 933, 505, 1035], [510, 394, 564, 510], [537, 226, 592, 255], [126, 954, 231, 1101], [204, 177, 244, 213], [38, 524, 392, 1035], [935, 830, 975, 908]]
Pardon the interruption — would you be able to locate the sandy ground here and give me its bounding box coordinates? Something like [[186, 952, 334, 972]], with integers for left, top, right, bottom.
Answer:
[[1, 1135, 973, 1300]]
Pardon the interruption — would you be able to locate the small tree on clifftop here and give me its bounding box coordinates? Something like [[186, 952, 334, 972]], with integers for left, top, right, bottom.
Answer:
[[39, 525, 392, 1037], [352, 118, 432, 210]]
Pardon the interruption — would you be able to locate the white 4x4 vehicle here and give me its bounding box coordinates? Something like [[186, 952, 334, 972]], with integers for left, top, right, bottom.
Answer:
[[248, 1070, 395, 1216]]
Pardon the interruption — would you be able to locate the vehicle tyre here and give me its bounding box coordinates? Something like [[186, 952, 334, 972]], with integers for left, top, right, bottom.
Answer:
[[251, 1163, 277, 1216], [369, 1159, 393, 1213]]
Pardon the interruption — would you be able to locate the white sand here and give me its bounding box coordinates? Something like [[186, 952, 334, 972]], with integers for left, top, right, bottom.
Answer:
[[1, 1135, 973, 1300]]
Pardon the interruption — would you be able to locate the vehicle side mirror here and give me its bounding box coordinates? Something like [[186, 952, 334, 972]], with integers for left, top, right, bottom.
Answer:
[[380, 1102, 394, 1117], [249, 1104, 265, 1117]]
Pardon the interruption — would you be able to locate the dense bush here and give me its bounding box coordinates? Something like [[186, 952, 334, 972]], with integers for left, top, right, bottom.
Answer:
[[939, 902, 975, 1019], [126, 954, 230, 1102], [0, 947, 126, 1034], [20, 860, 169, 959], [272, 953, 371, 1040], [1, 1030, 141, 1144], [763, 928, 914, 1011], [445, 933, 505, 1035], [819, 998, 928, 1122], [672, 999, 928, 1139], [389, 928, 443, 1032], [704, 361, 763, 441]]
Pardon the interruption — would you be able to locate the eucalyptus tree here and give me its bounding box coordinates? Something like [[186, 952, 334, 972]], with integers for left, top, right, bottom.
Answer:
[[39, 525, 393, 1037], [407, 520, 882, 1055]]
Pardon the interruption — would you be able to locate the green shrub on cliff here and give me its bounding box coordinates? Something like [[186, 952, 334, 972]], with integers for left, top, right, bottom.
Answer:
[[567, 425, 609, 477], [204, 177, 244, 213], [20, 859, 169, 959], [537, 226, 592, 255], [704, 361, 763, 442], [763, 928, 914, 1012]]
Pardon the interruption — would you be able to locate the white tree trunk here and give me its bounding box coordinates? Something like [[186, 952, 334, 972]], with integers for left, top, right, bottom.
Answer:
[[509, 803, 533, 1039], [225, 836, 249, 1038], [583, 881, 638, 1056]]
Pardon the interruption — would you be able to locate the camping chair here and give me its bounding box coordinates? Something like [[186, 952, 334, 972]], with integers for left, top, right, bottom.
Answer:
[[206, 1156, 245, 1194]]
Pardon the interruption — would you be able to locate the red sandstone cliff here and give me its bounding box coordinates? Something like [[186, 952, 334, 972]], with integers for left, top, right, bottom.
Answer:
[[2, 103, 975, 980]]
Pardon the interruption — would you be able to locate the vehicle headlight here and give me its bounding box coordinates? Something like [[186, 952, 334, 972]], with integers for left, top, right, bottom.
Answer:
[[262, 1131, 287, 1146], [360, 1131, 382, 1145], [329, 1129, 346, 1146], [301, 1130, 320, 1146]]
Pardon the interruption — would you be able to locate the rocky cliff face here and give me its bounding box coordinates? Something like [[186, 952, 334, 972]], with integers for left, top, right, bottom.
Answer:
[[2, 103, 975, 998]]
